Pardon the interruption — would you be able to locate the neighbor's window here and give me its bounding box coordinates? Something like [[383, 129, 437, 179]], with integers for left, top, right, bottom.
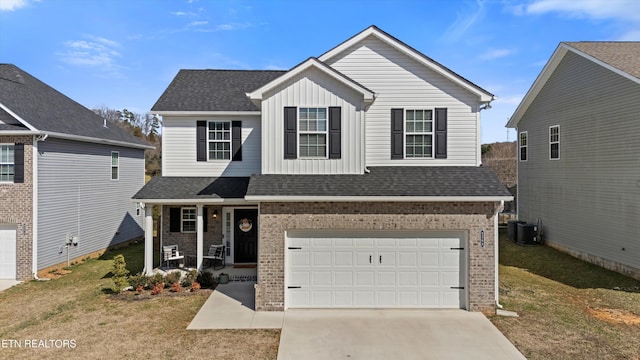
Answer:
[[519, 132, 528, 161], [111, 151, 119, 180], [549, 125, 560, 160], [208, 121, 231, 160], [405, 109, 433, 158], [299, 107, 327, 158], [181, 207, 196, 233], [0, 144, 14, 182]]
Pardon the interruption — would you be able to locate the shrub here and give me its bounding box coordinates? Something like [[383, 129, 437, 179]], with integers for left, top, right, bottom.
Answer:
[[191, 282, 201, 291], [182, 269, 198, 288], [196, 271, 217, 289], [128, 273, 148, 290], [171, 282, 182, 293], [148, 273, 165, 287], [165, 271, 182, 286], [151, 283, 164, 295], [111, 254, 130, 293]]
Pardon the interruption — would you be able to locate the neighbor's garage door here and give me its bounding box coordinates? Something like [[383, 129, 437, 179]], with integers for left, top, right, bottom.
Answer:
[[286, 231, 466, 309], [0, 225, 17, 279]]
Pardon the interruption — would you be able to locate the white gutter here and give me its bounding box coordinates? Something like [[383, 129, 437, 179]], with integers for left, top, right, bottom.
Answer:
[[245, 195, 514, 202], [43, 131, 154, 150], [0, 102, 38, 131], [151, 111, 261, 116], [131, 198, 252, 205]]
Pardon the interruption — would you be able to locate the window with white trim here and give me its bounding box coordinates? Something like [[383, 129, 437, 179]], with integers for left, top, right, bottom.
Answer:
[[519, 132, 528, 161], [405, 109, 433, 158], [111, 151, 119, 180], [299, 107, 327, 158], [0, 144, 14, 182], [208, 121, 231, 160], [549, 125, 560, 160], [181, 207, 196, 233]]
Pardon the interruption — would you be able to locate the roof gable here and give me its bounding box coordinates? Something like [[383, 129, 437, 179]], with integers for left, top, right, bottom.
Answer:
[[0, 64, 149, 148], [318, 25, 494, 102], [507, 42, 640, 128]]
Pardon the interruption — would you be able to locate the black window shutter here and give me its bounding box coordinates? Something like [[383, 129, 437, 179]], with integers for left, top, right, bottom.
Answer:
[[203, 207, 208, 232], [329, 107, 341, 159], [390, 109, 404, 159], [169, 208, 181, 232], [14, 143, 24, 183], [196, 121, 207, 161], [232, 121, 242, 161], [284, 107, 297, 159], [435, 108, 448, 159]]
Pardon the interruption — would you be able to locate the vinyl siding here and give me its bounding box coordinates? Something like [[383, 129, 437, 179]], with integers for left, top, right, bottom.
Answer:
[[37, 138, 144, 270], [325, 35, 481, 166], [162, 115, 261, 176], [261, 67, 365, 174], [517, 51, 640, 272]]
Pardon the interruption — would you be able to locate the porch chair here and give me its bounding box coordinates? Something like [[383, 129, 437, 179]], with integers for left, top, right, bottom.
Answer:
[[202, 244, 225, 270], [162, 245, 184, 269]]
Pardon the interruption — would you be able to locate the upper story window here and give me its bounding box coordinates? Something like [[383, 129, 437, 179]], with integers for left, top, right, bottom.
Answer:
[[519, 132, 528, 162], [208, 121, 231, 160], [111, 151, 119, 180], [181, 207, 196, 233], [0, 144, 15, 182], [549, 125, 560, 160], [299, 107, 327, 158], [405, 109, 433, 158]]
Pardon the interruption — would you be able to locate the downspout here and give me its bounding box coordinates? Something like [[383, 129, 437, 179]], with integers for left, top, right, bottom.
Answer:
[[496, 200, 504, 309], [32, 134, 48, 279]]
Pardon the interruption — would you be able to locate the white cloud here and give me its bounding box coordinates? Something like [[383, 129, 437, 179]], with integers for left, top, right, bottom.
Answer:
[[617, 29, 640, 41], [442, 0, 486, 41], [479, 48, 516, 60], [264, 64, 287, 71], [188, 20, 208, 27], [523, 0, 640, 22], [495, 95, 524, 105], [0, 0, 27, 11], [57, 35, 123, 73]]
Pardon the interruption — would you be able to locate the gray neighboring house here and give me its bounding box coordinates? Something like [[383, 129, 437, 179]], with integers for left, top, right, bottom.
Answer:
[[0, 64, 152, 281], [134, 26, 512, 313], [507, 42, 640, 279]]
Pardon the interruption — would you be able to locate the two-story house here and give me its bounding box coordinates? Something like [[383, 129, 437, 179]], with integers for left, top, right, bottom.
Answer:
[[0, 64, 150, 281], [134, 26, 512, 313]]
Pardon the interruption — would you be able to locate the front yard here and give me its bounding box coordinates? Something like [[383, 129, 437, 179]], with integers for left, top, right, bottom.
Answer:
[[491, 230, 640, 359], [0, 243, 279, 360]]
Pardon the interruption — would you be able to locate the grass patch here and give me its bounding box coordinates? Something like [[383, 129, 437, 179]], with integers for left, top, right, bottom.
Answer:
[[0, 242, 279, 359], [491, 229, 640, 359]]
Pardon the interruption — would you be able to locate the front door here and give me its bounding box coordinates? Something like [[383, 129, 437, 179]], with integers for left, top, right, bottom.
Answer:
[[234, 209, 258, 263]]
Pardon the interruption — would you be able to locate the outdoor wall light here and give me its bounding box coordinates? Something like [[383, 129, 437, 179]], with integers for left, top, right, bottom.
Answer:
[[212, 209, 218, 219]]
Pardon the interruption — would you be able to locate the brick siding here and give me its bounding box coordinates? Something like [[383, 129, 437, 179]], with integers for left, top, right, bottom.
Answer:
[[160, 205, 224, 259]]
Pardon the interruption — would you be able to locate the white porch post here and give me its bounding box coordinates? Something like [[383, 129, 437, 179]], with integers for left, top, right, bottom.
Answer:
[[144, 203, 154, 276], [196, 204, 204, 270]]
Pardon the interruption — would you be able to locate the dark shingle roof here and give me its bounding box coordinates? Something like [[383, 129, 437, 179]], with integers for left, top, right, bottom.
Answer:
[[0, 64, 148, 147], [151, 70, 286, 112], [132, 176, 250, 200], [246, 166, 511, 198], [564, 42, 640, 80]]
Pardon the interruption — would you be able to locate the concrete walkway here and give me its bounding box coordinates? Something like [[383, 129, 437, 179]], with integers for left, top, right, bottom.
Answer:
[[0, 280, 20, 292], [187, 282, 284, 329], [277, 309, 526, 360]]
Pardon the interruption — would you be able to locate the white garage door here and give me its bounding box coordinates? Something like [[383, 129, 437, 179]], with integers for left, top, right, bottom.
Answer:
[[286, 231, 467, 309], [0, 225, 17, 279]]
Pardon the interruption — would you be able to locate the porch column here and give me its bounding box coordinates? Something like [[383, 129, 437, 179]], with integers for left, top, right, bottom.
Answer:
[[144, 203, 154, 276], [196, 204, 204, 270]]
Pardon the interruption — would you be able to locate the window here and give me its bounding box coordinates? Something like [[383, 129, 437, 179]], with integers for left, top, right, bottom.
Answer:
[[208, 121, 231, 160], [111, 151, 119, 180], [405, 109, 433, 158], [299, 107, 327, 158], [519, 132, 528, 161], [181, 207, 196, 233], [0, 144, 14, 182], [549, 125, 560, 160]]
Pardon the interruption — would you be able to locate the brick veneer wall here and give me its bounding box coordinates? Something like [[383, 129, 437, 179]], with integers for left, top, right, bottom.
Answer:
[[0, 135, 33, 280], [160, 205, 224, 258], [256, 201, 501, 314]]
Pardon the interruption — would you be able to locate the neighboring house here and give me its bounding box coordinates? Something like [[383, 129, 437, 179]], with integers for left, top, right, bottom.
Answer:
[[134, 26, 511, 313], [507, 42, 640, 279], [0, 64, 151, 281]]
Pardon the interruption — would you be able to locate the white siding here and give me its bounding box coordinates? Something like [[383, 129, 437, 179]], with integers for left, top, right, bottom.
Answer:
[[325, 35, 481, 166], [37, 138, 144, 270], [162, 115, 261, 176], [261, 67, 365, 174]]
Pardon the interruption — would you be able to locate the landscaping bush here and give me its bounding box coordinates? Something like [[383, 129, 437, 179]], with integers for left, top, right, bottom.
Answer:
[[196, 271, 217, 289], [182, 269, 198, 288], [111, 254, 130, 293], [127, 273, 149, 290], [148, 273, 165, 287], [165, 271, 182, 286]]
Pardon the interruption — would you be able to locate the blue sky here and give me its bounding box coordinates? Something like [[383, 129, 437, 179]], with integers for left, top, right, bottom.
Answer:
[[1, 0, 639, 143]]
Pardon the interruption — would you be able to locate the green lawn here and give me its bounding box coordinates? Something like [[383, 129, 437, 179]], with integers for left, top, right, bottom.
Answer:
[[491, 230, 640, 359]]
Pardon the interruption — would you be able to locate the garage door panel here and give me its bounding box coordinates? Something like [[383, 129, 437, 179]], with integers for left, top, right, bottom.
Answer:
[[420, 271, 439, 287], [376, 238, 396, 248], [355, 252, 373, 266], [290, 251, 310, 266], [311, 291, 331, 306], [420, 252, 439, 267], [378, 251, 396, 266], [399, 291, 419, 306], [441, 271, 462, 287], [399, 271, 418, 286], [291, 271, 310, 286], [377, 291, 397, 306], [442, 290, 464, 308], [312, 238, 332, 248], [334, 251, 353, 266], [397, 238, 418, 248], [312, 251, 332, 266], [334, 291, 355, 306], [398, 252, 418, 267], [440, 237, 462, 248], [377, 271, 396, 286], [441, 252, 461, 267], [334, 271, 354, 286], [356, 271, 375, 286], [355, 291, 375, 306]]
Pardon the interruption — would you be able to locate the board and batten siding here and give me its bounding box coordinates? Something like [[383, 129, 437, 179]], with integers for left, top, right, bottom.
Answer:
[[37, 138, 145, 270], [261, 67, 365, 174], [162, 115, 261, 176], [517, 51, 640, 276], [325, 35, 482, 166]]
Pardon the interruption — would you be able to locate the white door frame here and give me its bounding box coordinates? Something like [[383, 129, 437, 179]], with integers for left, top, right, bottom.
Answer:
[[222, 206, 259, 265]]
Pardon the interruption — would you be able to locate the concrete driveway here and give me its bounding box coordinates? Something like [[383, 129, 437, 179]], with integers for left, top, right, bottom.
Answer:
[[277, 309, 526, 360]]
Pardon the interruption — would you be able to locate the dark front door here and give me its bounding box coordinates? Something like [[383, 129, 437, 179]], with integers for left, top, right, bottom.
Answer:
[[234, 209, 258, 263]]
